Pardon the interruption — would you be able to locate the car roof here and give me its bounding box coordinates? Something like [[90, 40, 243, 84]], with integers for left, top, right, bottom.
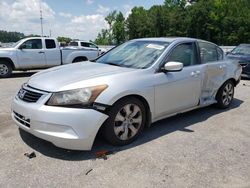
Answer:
[[133, 37, 220, 48]]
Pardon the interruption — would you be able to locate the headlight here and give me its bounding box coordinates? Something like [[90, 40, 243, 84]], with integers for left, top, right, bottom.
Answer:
[[47, 85, 108, 107]]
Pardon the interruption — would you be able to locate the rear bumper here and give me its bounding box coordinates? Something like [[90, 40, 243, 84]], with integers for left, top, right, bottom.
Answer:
[[11, 96, 108, 150]]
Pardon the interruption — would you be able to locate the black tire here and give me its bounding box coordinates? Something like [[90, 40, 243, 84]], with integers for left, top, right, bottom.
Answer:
[[72, 57, 88, 63], [103, 97, 146, 146], [0, 61, 12, 78], [216, 80, 234, 109]]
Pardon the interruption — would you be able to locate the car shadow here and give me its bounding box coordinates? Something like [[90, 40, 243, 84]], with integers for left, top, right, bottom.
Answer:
[[10, 71, 37, 78], [19, 98, 243, 161]]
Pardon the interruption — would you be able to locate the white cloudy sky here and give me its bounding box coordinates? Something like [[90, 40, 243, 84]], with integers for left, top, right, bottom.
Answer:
[[0, 0, 164, 40]]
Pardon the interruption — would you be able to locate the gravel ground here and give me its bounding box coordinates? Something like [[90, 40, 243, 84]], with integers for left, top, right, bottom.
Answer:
[[0, 71, 250, 188]]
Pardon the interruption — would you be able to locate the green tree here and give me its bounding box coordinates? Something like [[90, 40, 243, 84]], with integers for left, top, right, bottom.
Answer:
[[127, 7, 150, 39], [95, 29, 110, 45], [57, 36, 72, 43], [113, 12, 126, 44]]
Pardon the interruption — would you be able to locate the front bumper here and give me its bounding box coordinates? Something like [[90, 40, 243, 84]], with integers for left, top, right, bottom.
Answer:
[[11, 95, 108, 150]]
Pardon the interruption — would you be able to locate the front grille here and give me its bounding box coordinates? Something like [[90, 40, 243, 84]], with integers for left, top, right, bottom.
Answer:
[[18, 86, 44, 103], [13, 111, 30, 128]]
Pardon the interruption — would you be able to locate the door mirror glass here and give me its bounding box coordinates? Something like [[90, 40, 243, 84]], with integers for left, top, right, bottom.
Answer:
[[164, 61, 183, 72]]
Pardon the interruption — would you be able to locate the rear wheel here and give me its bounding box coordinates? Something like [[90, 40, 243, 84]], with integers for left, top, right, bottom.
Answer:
[[103, 97, 146, 146], [0, 61, 12, 78], [216, 80, 234, 109]]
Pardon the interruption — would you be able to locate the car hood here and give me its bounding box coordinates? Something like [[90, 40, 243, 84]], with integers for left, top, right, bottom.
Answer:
[[28, 62, 136, 92], [227, 54, 250, 62], [0, 48, 15, 52]]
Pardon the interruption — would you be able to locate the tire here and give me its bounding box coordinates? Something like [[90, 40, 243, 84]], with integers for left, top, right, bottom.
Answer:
[[0, 61, 12, 78], [103, 97, 146, 146], [72, 57, 88, 63], [216, 80, 234, 109]]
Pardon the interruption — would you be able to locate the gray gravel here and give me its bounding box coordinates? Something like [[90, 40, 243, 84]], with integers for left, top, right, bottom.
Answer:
[[0, 71, 250, 188]]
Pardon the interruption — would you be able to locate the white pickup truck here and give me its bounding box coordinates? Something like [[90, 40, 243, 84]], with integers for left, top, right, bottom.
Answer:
[[67, 40, 107, 55], [0, 37, 99, 78]]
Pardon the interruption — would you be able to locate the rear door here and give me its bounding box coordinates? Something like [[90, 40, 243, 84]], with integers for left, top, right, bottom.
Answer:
[[198, 41, 226, 99], [17, 39, 46, 68], [44, 39, 61, 67]]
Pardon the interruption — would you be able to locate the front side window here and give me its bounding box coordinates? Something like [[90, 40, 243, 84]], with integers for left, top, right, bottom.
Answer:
[[22, 39, 42, 49], [167, 42, 198, 66], [81, 42, 90, 47], [96, 40, 170, 69], [45, 39, 56, 49], [198, 42, 218, 63]]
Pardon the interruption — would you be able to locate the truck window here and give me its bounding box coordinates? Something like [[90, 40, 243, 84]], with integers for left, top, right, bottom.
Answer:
[[69, 42, 78, 46], [81, 42, 97, 49], [81, 42, 90, 47], [45, 39, 56, 49], [22, 39, 42, 49]]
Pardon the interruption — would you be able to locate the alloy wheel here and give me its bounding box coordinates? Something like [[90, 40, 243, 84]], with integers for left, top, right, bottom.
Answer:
[[0, 64, 9, 76], [114, 104, 142, 141], [222, 82, 234, 106]]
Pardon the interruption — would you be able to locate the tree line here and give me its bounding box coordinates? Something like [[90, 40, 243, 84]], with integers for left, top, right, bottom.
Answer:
[[95, 0, 250, 46]]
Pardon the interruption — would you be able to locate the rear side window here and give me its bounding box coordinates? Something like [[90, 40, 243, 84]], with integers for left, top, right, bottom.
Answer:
[[45, 39, 56, 49], [198, 42, 218, 63], [217, 47, 224, 60]]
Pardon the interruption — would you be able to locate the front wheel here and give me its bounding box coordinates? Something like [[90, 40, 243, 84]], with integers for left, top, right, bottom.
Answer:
[[103, 97, 146, 146], [216, 80, 234, 109], [0, 61, 12, 78]]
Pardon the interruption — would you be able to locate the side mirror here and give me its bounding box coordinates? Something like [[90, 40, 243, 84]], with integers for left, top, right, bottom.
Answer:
[[19, 44, 26, 50], [164, 61, 183, 72]]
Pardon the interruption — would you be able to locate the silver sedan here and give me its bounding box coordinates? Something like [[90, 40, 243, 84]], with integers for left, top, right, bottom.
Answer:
[[11, 37, 242, 150]]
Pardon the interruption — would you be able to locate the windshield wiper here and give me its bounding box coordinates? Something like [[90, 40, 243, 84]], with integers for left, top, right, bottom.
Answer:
[[105, 62, 121, 67]]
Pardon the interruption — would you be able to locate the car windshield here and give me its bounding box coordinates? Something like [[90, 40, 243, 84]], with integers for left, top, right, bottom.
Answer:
[[231, 45, 250, 55], [96, 40, 170, 69]]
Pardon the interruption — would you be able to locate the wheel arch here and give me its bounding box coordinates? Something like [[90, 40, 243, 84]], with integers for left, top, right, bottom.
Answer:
[[0, 57, 15, 69], [72, 56, 88, 63], [216, 78, 236, 99], [108, 94, 152, 127]]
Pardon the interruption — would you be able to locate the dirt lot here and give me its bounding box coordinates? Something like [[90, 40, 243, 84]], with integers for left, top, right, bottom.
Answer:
[[0, 72, 250, 188]]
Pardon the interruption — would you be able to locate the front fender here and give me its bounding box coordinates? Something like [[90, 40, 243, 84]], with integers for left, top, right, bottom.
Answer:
[[95, 87, 155, 120]]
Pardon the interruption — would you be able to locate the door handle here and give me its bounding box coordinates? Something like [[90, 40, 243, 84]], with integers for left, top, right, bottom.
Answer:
[[196, 70, 201, 75], [219, 65, 226, 69], [191, 71, 200, 77], [38, 51, 45, 54]]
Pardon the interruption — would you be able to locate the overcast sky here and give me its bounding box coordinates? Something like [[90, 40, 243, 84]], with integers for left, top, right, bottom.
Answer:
[[0, 0, 164, 40]]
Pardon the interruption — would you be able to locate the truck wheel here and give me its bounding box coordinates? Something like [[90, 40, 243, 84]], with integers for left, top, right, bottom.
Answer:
[[73, 57, 88, 63], [0, 61, 12, 78]]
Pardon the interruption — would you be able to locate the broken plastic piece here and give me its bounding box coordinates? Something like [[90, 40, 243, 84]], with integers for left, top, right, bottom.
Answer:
[[24, 152, 36, 159], [95, 150, 115, 160]]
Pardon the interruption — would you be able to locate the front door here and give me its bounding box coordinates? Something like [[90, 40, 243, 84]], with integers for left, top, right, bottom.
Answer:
[[17, 39, 46, 68], [154, 42, 203, 118]]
